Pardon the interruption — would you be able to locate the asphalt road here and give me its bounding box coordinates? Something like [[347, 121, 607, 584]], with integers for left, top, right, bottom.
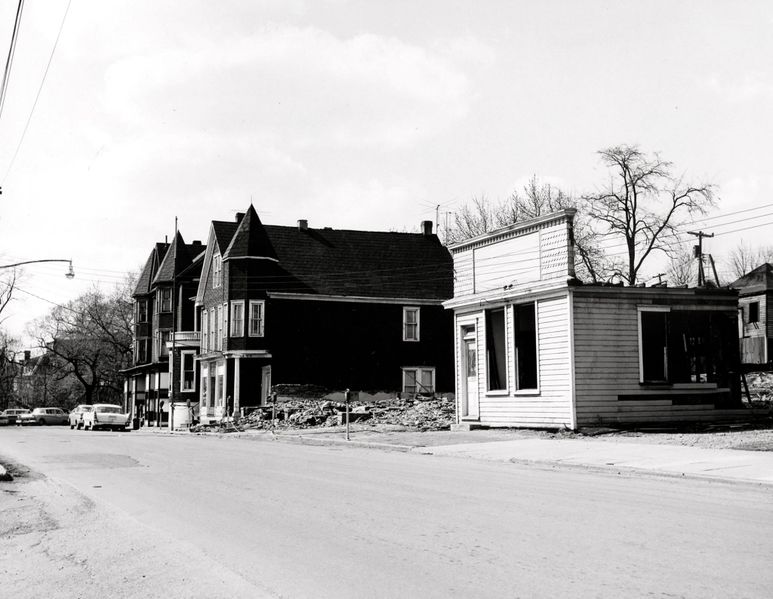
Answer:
[[1, 426, 772, 598]]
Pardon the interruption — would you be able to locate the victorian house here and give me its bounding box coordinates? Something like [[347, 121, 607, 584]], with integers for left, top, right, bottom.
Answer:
[[123, 234, 204, 425], [195, 205, 454, 422]]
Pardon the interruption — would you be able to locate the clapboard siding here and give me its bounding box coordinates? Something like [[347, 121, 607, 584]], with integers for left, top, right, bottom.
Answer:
[[474, 294, 573, 428]]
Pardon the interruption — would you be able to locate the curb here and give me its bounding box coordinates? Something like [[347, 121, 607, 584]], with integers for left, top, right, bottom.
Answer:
[[246, 432, 415, 453]]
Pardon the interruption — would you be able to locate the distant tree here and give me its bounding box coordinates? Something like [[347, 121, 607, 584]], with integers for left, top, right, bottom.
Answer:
[[726, 242, 773, 280], [30, 278, 134, 407], [446, 176, 611, 282], [0, 270, 16, 323], [583, 145, 715, 286], [666, 248, 698, 287]]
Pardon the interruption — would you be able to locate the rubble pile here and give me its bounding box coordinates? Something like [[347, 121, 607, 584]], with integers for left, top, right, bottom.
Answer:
[[746, 372, 773, 410], [239, 395, 456, 431]]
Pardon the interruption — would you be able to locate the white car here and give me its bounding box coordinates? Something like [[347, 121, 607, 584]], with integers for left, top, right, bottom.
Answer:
[[82, 404, 130, 431], [0, 408, 30, 426]]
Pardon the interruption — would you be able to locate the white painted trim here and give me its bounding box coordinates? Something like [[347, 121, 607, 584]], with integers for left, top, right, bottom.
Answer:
[[230, 300, 245, 337], [567, 289, 577, 430], [248, 300, 266, 337], [444, 280, 571, 311], [402, 306, 420, 342], [223, 255, 279, 263], [223, 350, 272, 359], [267, 291, 444, 305], [512, 301, 540, 393]]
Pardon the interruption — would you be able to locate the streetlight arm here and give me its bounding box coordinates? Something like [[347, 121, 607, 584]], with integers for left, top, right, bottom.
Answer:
[[0, 259, 75, 279]]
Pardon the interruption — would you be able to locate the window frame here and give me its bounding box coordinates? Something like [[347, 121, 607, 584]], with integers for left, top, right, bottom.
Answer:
[[137, 300, 148, 323], [249, 300, 265, 337], [402, 307, 420, 342], [201, 309, 209, 352], [212, 253, 222, 288], [401, 367, 436, 394], [230, 300, 245, 337], [485, 307, 508, 393], [159, 288, 172, 313], [180, 350, 196, 392], [749, 301, 760, 324], [638, 306, 671, 384], [512, 302, 540, 394]]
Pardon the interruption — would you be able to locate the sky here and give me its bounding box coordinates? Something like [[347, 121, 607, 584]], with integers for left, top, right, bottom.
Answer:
[[1, 0, 772, 345]]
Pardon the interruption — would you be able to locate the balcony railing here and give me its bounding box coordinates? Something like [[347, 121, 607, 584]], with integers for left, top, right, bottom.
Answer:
[[173, 331, 200, 344]]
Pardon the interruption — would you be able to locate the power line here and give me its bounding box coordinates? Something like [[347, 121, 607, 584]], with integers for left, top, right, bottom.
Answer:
[[0, 0, 25, 122], [3, 0, 71, 183]]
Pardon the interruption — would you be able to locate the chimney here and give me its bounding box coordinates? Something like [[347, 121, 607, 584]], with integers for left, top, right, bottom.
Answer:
[[421, 220, 433, 236], [235, 212, 245, 223], [298, 219, 308, 231]]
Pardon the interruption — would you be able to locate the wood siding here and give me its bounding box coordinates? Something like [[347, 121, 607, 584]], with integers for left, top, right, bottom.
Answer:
[[572, 289, 742, 426], [461, 294, 573, 428]]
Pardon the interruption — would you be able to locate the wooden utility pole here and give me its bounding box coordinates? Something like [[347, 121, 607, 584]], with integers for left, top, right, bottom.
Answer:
[[687, 230, 714, 286]]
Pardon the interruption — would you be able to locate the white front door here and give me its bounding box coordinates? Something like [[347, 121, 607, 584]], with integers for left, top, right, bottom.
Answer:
[[462, 336, 479, 419]]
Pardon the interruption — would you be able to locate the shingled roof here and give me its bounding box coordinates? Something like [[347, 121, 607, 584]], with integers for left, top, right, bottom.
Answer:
[[152, 233, 205, 285], [256, 224, 452, 300], [731, 263, 773, 296], [224, 205, 278, 261], [134, 243, 168, 297]]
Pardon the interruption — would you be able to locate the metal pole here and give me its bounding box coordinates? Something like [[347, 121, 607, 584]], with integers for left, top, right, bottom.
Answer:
[[345, 388, 350, 441], [271, 390, 277, 431]]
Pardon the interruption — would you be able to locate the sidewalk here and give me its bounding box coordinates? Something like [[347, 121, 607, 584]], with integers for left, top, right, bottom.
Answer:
[[146, 425, 773, 487]]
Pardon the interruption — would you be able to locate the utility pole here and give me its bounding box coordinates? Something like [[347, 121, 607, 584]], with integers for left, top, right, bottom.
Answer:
[[687, 230, 714, 286]]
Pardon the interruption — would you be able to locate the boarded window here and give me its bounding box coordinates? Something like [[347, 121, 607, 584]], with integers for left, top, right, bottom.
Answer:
[[514, 303, 538, 390], [486, 308, 507, 391]]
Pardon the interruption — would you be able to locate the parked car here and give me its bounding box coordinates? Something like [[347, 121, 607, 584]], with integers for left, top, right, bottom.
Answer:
[[20, 407, 69, 426], [69, 404, 94, 429], [0, 408, 30, 426], [82, 404, 130, 431]]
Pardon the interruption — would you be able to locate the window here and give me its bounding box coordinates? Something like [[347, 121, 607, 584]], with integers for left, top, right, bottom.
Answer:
[[156, 330, 171, 358], [749, 301, 760, 324], [231, 301, 245, 337], [159, 288, 172, 313], [202, 309, 209, 351], [137, 300, 148, 323], [513, 303, 538, 390], [486, 308, 507, 391], [201, 363, 208, 407], [136, 339, 149, 364], [403, 307, 420, 341], [402, 367, 435, 394], [222, 302, 228, 346], [181, 351, 195, 391], [216, 304, 223, 350], [639, 308, 734, 385], [249, 300, 265, 337], [212, 253, 222, 288]]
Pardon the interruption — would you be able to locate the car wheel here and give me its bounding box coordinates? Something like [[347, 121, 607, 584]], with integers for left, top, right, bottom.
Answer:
[[38, 419, 46, 425], [70, 422, 75, 429]]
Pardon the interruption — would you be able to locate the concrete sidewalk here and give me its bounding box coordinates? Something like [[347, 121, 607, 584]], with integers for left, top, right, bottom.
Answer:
[[414, 438, 773, 486]]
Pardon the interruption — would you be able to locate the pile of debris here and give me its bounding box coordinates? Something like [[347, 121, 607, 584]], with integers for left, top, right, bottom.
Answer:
[[239, 393, 456, 432], [745, 372, 773, 411]]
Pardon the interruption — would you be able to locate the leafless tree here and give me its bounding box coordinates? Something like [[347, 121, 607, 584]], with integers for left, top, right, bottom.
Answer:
[[666, 248, 698, 287], [0, 330, 19, 410], [29, 281, 134, 407], [583, 145, 715, 286], [726, 242, 773, 280], [0, 270, 17, 324], [446, 176, 612, 282]]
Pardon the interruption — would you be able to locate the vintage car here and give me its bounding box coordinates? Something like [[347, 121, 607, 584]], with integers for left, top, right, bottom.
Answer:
[[69, 404, 94, 429], [0, 408, 30, 426], [20, 407, 69, 426], [81, 404, 130, 431]]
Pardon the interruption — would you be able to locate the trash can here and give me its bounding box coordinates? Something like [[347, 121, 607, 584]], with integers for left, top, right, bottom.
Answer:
[[132, 417, 140, 430]]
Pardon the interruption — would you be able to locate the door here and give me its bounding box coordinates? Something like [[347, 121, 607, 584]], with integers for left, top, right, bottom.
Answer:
[[462, 335, 479, 419], [261, 366, 272, 406]]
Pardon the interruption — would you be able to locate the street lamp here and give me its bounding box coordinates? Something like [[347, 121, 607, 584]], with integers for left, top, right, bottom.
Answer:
[[0, 259, 75, 279]]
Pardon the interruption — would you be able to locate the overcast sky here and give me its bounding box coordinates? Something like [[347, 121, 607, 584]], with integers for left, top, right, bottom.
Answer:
[[1, 1, 772, 343]]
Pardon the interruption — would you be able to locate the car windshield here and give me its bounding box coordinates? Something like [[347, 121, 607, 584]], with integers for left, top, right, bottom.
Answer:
[[97, 406, 122, 414]]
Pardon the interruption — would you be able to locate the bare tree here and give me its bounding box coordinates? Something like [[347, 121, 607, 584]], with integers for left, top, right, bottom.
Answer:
[[446, 176, 612, 282], [583, 145, 715, 286], [0, 330, 19, 410], [666, 248, 697, 287], [726, 242, 773, 280], [0, 270, 17, 323], [30, 283, 133, 407]]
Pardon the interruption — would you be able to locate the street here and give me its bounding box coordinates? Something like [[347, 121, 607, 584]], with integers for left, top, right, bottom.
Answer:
[[1, 427, 772, 598]]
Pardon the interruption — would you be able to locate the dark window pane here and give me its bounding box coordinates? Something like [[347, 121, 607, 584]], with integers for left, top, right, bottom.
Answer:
[[641, 311, 668, 382], [486, 308, 506, 390], [514, 303, 538, 390]]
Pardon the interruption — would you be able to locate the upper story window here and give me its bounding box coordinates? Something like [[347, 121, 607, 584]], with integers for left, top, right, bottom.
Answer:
[[249, 300, 265, 337], [231, 301, 245, 337], [403, 307, 420, 341], [137, 300, 148, 323], [201, 309, 209, 351], [158, 288, 172, 313], [749, 301, 760, 324], [213, 253, 222, 288], [216, 304, 223, 350]]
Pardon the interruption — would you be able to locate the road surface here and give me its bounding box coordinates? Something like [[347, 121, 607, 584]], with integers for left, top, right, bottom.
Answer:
[[1, 426, 772, 598]]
